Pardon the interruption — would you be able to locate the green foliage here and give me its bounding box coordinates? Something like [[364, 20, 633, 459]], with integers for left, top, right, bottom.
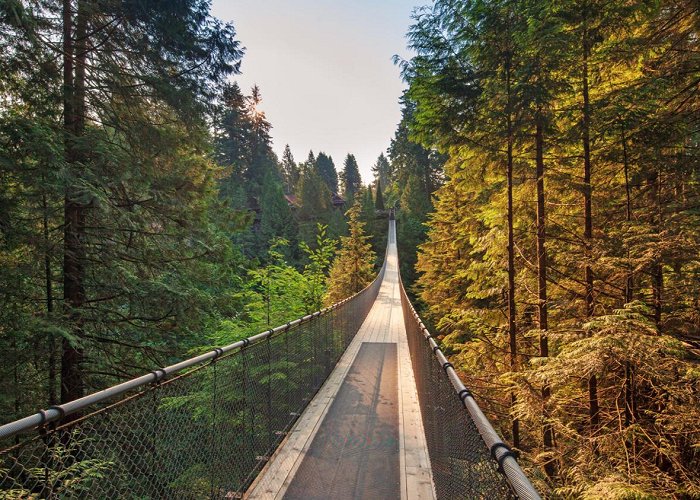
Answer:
[[245, 239, 308, 327], [315, 152, 339, 193], [0, 0, 269, 421], [375, 179, 385, 210], [361, 185, 375, 219], [372, 153, 393, 193], [280, 144, 300, 194], [324, 199, 376, 305], [387, 98, 445, 289], [403, 0, 700, 494], [340, 154, 362, 202], [256, 173, 298, 260], [298, 163, 332, 220], [516, 303, 700, 498], [299, 224, 337, 312]]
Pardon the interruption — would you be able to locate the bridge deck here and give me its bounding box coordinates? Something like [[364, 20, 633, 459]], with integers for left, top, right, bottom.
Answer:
[[247, 221, 435, 499]]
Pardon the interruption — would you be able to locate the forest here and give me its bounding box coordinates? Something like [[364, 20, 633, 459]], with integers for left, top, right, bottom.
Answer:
[[0, 0, 698, 498], [0, 0, 438, 434], [400, 0, 699, 497]]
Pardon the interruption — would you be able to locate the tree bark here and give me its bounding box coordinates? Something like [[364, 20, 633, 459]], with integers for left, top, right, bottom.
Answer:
[[536, 109, 555, 478], [622, 123, 633, 304], [61, 0, 87, 406], [651, 171, 663, 325], [581, 16, 599, 431], [505, 54, 519, 451], [43, 190, 56, 406], [621, 122, 636, 427]]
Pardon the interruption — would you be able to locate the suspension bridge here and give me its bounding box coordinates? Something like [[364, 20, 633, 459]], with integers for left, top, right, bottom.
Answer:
[[0, 217, 540, 499]]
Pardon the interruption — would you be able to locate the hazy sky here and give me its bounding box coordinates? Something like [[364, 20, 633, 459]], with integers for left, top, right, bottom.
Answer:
[[210, 0, 426, 184]]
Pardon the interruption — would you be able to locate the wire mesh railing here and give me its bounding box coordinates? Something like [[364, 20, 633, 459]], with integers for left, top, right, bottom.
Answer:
[[398, 276, 541, 500], [0, 262, 385, 499]]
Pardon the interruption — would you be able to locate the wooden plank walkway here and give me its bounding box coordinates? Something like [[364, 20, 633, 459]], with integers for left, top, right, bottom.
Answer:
[[246, 221, 436, 500]]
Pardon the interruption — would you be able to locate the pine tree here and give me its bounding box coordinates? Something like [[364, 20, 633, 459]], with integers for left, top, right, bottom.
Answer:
[[0, 0, 244, 409], [216, 82, 251, 180], [258, 172, 298, 259], [280, 145, 300, 194], [402, 0, 700, 494], [298, 163, 331, 220], [305, 150, 315, 168], [340, 154, 362, 202], [371, 153, 393, 189], [375, 179, 385, 210], [243, 85, 279, 196], [361, 185, 375, 221], [315, 152, 339, 193], [324, 199, 376, 305]]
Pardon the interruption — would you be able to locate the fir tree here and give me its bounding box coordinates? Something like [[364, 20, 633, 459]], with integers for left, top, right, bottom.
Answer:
[[403, 0, 700, 494], [0, 0, 244, 407], [280, 144, 300, 194], [371, 153, 393, 189], [361, 185, 375, 221], [298, 163, 331, 220], [340, 154, 362, 202], [324, 199, 376, 305], [257, 172, 298, 259], [375, 179, 385, 210], [315, 152, 339, 193]]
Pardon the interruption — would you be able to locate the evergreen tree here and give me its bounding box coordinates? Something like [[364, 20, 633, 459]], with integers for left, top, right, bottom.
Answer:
[[340, 154, 362, 202], [218, 84, 279, 204], [324, 199, 376, 305], [315, 152, 339, 193], [371, 153, 393, 189], [305, 150, 316, 168], [387, 98, 445, 286], [0, 0, 244, 408], [297, 163, 331, 220], [257, 172, 298, 260], [375, 179, 385, 210], [361, 186, 375, 220], [402, 0, 700, 494], [280, 144, 300, 194], [243, 85, 280, 196], [299, 224, 336, 312], [388, 96, 444, 203], [216, 82, 251, 189]]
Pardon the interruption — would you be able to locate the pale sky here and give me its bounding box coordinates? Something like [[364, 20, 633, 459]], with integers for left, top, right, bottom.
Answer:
[[210, 0, 426, 184]]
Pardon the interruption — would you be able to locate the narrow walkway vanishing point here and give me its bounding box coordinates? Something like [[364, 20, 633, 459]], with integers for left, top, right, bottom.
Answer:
[[248, 221, 436, 499]]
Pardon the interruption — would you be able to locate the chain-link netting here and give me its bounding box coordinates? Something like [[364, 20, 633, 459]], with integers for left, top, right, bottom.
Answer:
[[399, 277, 539, 500], [0, 264, 385, 499]]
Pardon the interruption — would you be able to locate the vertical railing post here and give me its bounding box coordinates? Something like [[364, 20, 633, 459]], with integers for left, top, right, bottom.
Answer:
[[312, 319, 318, 389], [324, 313, 330, 376], [242, 343, 255, 479], [266, 335, 272, 453], [39, 422, 49, 496], [210, 361, 217, 497], [150, 385, 159, 495]]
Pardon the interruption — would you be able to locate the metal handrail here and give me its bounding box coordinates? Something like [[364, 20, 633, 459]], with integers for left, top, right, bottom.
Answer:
[[0, 258, 387, 442], [398, 276, 541, 500]]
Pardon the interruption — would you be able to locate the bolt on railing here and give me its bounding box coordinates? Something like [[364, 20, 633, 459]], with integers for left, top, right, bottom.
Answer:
[[0, 261, 386, 499]]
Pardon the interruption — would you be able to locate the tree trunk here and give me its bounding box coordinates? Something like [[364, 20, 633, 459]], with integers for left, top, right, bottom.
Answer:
[[61, 0, 87, 406], [651, 171, 663, 325], [621, 122, 636, 427], [622, 123, 633, 304], [536, 110, 555, 478], [505, 55, 519, 451], [581, 18, 599, 431], [43, 190, 56, 406]]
